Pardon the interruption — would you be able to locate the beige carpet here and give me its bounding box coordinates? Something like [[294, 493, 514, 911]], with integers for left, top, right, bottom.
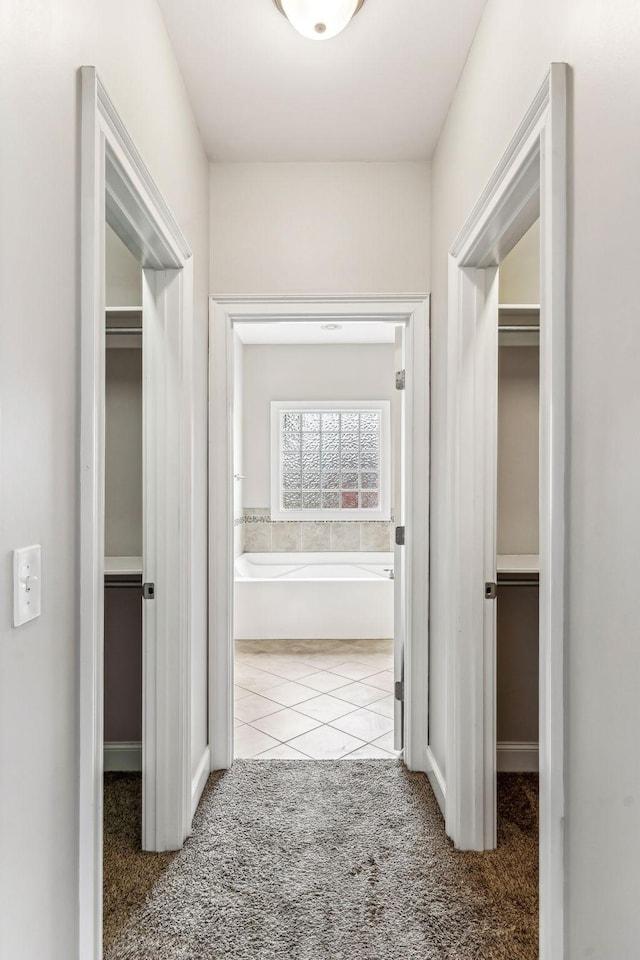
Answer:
[[104, 764, 538, 959]]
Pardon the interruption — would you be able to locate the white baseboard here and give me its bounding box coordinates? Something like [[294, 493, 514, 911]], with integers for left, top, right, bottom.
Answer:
[[497, 741, 539, 772], [191, 745, 211, 819], [425, 746, 446, 816], [104, 741, 142, 772]]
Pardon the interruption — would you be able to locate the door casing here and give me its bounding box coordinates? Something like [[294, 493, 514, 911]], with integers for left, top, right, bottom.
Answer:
[[208, 297, 430, 772], [444, 63, 567, 960], [79, 67, 195, 960]]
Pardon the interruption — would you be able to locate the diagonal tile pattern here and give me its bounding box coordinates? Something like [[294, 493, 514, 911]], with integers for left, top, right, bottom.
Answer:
[[233, 638, 402, 760]]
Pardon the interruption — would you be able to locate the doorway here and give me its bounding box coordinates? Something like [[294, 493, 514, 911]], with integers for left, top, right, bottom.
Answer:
[[496, 222, 540, 782], [209, 298, 430, 773], [495, 222, 541, 894], [79, 68, 196, 959], [231, 323, 400, 759], [444, 64, 567, 960]]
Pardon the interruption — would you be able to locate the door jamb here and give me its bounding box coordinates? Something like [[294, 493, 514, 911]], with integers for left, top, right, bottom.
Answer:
[[208, 296, 430, 773], [445, 64, 567, 960], [79, 67, 194, 960]]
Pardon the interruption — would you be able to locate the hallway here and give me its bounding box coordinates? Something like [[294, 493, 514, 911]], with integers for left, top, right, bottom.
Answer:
[[104, 765, 538, 959]]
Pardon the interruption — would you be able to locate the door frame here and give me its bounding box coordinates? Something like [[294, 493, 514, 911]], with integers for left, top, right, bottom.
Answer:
[[79, 67, 194, 960], [208, 296, 430, 772], [445, 64, 567, 959]]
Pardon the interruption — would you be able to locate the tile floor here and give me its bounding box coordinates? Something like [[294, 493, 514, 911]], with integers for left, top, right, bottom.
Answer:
[[234, 638, 400, 759]]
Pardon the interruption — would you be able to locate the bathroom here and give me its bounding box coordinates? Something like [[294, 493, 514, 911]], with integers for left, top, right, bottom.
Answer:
[[232, 320, 401, 759]]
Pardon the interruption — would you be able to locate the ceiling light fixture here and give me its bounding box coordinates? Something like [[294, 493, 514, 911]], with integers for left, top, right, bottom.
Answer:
[[273, 0, 366, 41], [321, 323, 342, 331]]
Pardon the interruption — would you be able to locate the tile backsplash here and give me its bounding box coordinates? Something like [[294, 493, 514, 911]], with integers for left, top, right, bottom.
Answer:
[[241, 508, 394, 553]]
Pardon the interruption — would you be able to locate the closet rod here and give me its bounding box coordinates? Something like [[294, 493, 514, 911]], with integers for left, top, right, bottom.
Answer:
[[498, 325, 539, 333], [497, 579, 539, 586], [104, 580, 143, 589], [105, 327, 142, 335]]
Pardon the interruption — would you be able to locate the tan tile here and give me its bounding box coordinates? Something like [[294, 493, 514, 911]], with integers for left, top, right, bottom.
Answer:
[[263, 680, 317, 707], [366, 694, 395, 719], [241, 653, 295, 668], [234, 523, 244, 558], [329, 522, 360, 551], [332, 681, 388, 708], [298, 671, 354, 694], [276, 639, 345, 656], [288, 725, 366, 759], [295, 694, 358, 723], [250, 708, 321, 741], [234, 725, 280, 758], [254, 744, 311, 759], [234, 642, 257, 662], [298, 652, 354, 669], [364, 670, 395, 693], [342, 638, 393, 656], [234, 640, 272, 658], [359, 522, 393, 551], [271, 522, 301, 552], [300, 522, 331, 551], [234, 693, 282, 723], [234, 719, 246, 729], [329, 708, 395, 742], [342, 744, 396, 759], [244, 522, 271, 552], [234, 685, 251, 701], [241, 655, 316, 681], [329, 660, 383, 682], [371, 731, 401, 755], [359, 652, 395, 670], [234, 664, 283, 694]]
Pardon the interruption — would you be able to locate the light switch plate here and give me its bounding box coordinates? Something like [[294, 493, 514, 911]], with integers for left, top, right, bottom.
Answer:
[[13, 545, 42, 627]]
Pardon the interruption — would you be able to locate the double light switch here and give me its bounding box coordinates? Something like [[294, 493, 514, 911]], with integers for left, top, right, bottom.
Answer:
[[13, 545, 42, 627]]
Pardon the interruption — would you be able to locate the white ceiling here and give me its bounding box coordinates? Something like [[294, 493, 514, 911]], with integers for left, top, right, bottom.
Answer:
[[235, 321, 396, 344], [157, 0, 487, 161]]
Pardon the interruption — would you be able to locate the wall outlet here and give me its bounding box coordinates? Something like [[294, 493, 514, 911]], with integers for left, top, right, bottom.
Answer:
[[13, 545, 42, 627]]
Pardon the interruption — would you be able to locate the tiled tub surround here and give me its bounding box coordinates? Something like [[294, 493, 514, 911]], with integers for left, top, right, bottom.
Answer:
[[241, 508, 394, 553], [235, 552, 394, 640], [234, 638, 399, 760]]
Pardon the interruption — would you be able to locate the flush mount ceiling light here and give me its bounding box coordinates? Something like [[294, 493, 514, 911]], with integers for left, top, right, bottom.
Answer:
[[273, 0, 366, 40], [321, 323, 342, 330]]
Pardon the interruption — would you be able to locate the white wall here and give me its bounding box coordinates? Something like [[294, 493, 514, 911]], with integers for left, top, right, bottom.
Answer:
[[497, 221, 540, 554], [105, 348, 143, 557], [105, 223, 142, 307], [499, 219, 540, 305], [210, 161, 430, 294], [242, 344, 396, 507], [428, 1, 640, 954], [0, 3, 209, 957], [105, 226, 143, 558], [497, 346, 539, 555]]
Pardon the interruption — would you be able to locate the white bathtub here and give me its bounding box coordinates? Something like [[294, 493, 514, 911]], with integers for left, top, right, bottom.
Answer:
[[234, 552, 394, 640]]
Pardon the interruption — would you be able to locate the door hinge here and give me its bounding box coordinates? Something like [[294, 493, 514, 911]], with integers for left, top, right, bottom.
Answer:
[[395, 369, 406, 390], [142, 582, 155, 600], [395, 526, 405, 546], [484, 581, 497, 600], [395, 680, 404, 702]]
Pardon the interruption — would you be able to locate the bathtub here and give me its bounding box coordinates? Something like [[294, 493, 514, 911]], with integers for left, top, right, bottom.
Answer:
[[234, 552, 394, 641]]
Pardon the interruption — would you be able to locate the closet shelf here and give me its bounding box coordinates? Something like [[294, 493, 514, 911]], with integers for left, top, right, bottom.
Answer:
[[105, 556, 143, 575], [498, 303, 540, 314], [497, 554, 539, 575]]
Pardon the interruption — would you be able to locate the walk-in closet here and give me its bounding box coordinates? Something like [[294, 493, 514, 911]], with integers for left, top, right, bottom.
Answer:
[[104, 225, 143, 775], [497, 220, 540, 776]]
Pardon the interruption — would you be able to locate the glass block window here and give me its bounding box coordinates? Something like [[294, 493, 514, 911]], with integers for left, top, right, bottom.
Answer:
[[271, 401, 391, 521]]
